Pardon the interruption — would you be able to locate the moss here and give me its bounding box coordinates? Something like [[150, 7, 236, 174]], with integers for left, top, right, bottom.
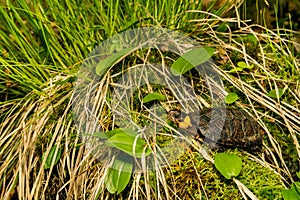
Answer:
[[165, 150, 285, 199]]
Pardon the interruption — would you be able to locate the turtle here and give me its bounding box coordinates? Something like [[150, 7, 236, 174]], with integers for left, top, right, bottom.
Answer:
[[168, 108, 263, 151]]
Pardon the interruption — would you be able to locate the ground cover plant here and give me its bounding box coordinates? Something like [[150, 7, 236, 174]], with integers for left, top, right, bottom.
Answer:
[[0, 0, 299, 199]]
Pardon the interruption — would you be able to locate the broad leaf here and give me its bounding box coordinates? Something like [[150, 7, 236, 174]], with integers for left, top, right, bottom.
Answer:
[[229, 67, 243, 73], [106, 130, 151, 158], [93, 128, 138, 139], [237, 61, 253, 69], [42, 145, 62, 169], [143, 92, 166, 103], [241, 34, 258, 45], [171, 47, 214, 76], [92, 132, 108, 139], [225, 92, 239, 104], [105, 158, 132, 194], [216, 23, 228, 32], [291, 182, 300, 194], [282, 182, 300, 200], [96, 47, 135, 75], [296, 172, 300, 179], [267, 89, 284, 98], [171, 56, 193, 76], [229, 61, 254, 73], [214, 153, 242, 179]]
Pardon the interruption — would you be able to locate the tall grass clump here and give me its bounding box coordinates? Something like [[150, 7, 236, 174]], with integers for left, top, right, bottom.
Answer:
[[1, 0, 299, 199]]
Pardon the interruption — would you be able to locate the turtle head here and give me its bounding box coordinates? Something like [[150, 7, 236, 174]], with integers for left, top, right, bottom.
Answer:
[[168, 110, 193, 129], [168, 110, 182, 124]]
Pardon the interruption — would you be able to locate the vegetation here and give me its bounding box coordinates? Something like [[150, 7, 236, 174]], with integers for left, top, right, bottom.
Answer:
[[0, 0, 299, 199]]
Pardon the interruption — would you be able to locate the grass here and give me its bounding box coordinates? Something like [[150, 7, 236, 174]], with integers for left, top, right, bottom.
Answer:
[[0, 0, 299, 199]]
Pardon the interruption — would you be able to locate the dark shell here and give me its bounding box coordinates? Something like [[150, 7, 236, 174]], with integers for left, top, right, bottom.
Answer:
[[168, 108, 263, 151]]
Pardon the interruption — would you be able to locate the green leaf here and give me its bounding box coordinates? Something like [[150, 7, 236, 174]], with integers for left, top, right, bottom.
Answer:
[[225, 92, 239, 104], [244, 34, 258, 45], [93, 128, 138, 139], [291, 182, 300, 194], [105, 129, 151, 158], [282, 188, 300, 200], [214, 153, 242, 179], [228, 67, 243, 73], [216, 23, 228, 32], [296, 171, 300, 179], [282, 190, 300, 200], [282, 182, 300, 200], [96, 47, 135, 75], [229, 61, 254, 73], [171, 47, 214, 76], [237, 61, 254, 69], [143, 92, 166, 103], [92, 132, 108, 139], [42, 145, 62, 169], [239, 34, 258, 45], [267, 89, 284, 98], [171, 57, 193, 76], [105, 158, 132, 194]]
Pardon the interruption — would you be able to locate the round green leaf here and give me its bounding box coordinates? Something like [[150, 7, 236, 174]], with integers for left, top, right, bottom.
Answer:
[[214, 153, 242, 179], [106, 130, 151, 158], [291, 182, 300, 194], [216, 23, 228, 32], [143, 92, 166, 103], [243, 34, 258, 45], [229, 67, 243, 73], [230, 62, 254, 73], [296, 172, 300, 179], [105, 158, 132, 194], [282, 188, 300, 200], [171, 47, 214, 76], [42, 145, 62, 169], [237, 61, 253, 69], [237, 61, 248, 69], [225, 92, 239, 104], [96, 47, 135, 75], [267, 89, 284, 99], [93, 128, 137, 139]]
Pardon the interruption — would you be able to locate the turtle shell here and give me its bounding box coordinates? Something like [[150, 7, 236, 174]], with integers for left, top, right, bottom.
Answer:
[[168, 108, 263, 151]]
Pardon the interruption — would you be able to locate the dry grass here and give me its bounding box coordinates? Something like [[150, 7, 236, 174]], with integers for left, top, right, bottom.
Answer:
[[0, 4, 299, 200]]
